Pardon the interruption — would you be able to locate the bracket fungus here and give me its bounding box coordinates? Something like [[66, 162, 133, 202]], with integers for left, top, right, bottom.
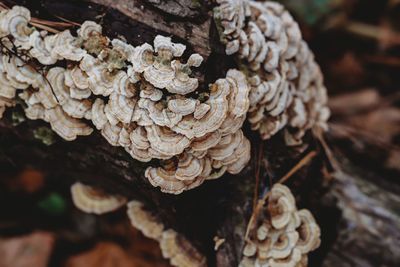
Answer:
[[127, 200, 165, 240], [1, 2, 329, 195], [70, 182, 127, 215], [160, 230, 207, 267], [0, 5, 253, 194], [240, 184, 321, 267], [126, 200, 206, 267], [214, 0, 330, 146]]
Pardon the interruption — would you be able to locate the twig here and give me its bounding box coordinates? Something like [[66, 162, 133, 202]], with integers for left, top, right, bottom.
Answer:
[[329, 122, 400, 151], [0, 2, 8, 11], [31, 17, 78, 28], [53, 15, 80, 26], [314, 127, 341, 172], [0, 36, 59, 103], [30, 22, 59, 34], [0, 3, 77, 33], [276, 150, 318, 184], [345, 21, 400, 48], [252, 141, 264, 211]]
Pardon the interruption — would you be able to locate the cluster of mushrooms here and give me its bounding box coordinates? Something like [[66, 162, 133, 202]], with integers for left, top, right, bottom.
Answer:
[[240, 184, 321, 267], [70, 182, 206, 267], [0, 2, 330, 194], [214, 0, 330, 145], [0, 5, 252, 194], [70, 181, 321, 267], [2, 3, 325, 266]]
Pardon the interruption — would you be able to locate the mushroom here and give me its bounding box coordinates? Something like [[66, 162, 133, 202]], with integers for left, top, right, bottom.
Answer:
[[213, 0, 251, 55], [2, 54, 37, 87], [106, 92, 136, 124], [65, 67, 91, 100], [268, 183, 297, 229], [80, 54, 118, 96], [193, 103, 211, 120], [0, 5, 32, 45], [44, 106, 93, 141], [50, 30, 87, 62], [70, 182, 127, 215], [146, 125, 190, 157], [214, 0, 330, 145], [77, 21, 103, 40], [268, 248, 302, 267], [296, 210, 321, 254], [145, 162, 187, 194], [28, 31, 58, 65], [191, 131, 222, 152], [118, 125, 133, 148], [101, 122, 122, 146], [91, 98, 108, 130], [175, 152, 204, 181], [160, 230, 207, 267], [166, 54, 203, 95], [168, 98, 198, 116], [126, 200, 164, 240], [47, 67, 92, 119], [24, 103, 45, 120], [240, 184, 321, 267], [129, 43, 154, 73]]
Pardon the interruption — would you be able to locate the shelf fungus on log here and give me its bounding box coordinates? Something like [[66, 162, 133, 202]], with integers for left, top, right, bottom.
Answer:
[[240, 184, 321, 267], [0, 5, 252, 194], [214, 0, 330, 146], [126, 200, 207, 267], [70, 182, 127, 215]]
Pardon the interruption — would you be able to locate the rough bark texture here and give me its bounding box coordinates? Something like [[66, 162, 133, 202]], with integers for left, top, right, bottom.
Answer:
[[0, 0, 399, 267]]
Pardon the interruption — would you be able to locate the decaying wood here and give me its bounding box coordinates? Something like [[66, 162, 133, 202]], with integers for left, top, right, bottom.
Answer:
[[321, 170, 400, 267], [89, 0, 212, 57]]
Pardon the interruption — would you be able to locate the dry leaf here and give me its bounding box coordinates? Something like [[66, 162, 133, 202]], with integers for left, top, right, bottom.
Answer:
[[64, 241, 171, 267], [0, 231, 54, 267]]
